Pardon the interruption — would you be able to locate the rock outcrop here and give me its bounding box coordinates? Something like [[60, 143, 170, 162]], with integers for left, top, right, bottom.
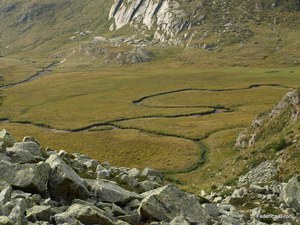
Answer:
[[109, 0, 199, 46], [236, 88, 300, 149]]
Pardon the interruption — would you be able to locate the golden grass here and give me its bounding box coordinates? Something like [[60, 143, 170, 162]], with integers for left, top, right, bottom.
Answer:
[[0, 58, 48, 85], [0, 123, 199, 171], [175, 128, 244, 193], [0, 56, 300, 190]]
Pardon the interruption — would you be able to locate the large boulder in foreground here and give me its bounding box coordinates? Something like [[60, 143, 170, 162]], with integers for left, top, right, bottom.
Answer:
[[138, 184, 210, 223], [0, 160, 50, 195], [281, 176, 300, 212], [46, 154, 89, 204]]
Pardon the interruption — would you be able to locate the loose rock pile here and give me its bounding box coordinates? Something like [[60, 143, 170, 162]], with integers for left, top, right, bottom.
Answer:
[[0, 130, 300, 225]]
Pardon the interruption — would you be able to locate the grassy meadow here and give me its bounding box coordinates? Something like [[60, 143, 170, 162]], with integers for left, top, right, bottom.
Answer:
[[1, 47, 300, 191]]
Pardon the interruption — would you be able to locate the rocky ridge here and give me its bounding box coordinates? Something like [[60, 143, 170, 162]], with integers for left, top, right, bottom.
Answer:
[[0, 130, 300, 224], [236, 88, 300, 149]]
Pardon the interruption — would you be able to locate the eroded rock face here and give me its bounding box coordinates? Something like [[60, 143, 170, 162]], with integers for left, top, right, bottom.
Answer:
[[109, 0, 195, 45], [139, 184, 210, 223], [46, 154, 89, 204]]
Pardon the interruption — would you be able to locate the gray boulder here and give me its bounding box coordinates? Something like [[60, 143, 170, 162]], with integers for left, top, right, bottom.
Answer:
[[46, 154, 89, 204], [170, 216, 190, 225], [52, 212, 84, 225], [54, 203, 116, 225], [11, 142, 42, 157], [117, 213, 141, 224], [0, 216, 13, 225], [0, 129, 16, 147], [141, 167, 163, 179], [6, 145, 36, 164], [86, 179, 142, 204], [139, 184, 210, 223], [203, 203, 219, 217], [0, 161, 50, 195], [6, 141, 43, 164], [0, 181, 12, 205], [281, 176, 300, 212], [128, 168, 140, 178], [8, 206, 27, 225], [26, 205, 51, 222]]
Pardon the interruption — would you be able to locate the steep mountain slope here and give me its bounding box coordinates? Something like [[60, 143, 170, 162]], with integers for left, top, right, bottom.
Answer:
[[0, 0, 299, 65]]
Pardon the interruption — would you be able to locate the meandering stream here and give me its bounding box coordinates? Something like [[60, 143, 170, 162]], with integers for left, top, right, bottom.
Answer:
[[0, 64, 292, 174]]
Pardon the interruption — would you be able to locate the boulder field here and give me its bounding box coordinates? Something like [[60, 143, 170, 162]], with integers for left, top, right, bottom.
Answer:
[[0, 130, 299, 224]]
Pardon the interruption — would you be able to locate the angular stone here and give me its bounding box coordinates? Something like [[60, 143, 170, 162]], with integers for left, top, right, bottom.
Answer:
[[0, 181, 12, 205], [46, 154, 89, 204], [203, 203, 219, 217], [53, 212, 84, 225], [112, 204, 127, 216], [6, 146, 36, 164], [86, 179, 142, 204], [0, 216, 13, 225], [8, 206, 27, 225], [15, 142, 42, 157], [26, 205, 52, 222], [56, 203, 116, 225], [250, 184, 267, 194], [0, 161, 50, 195], [170, 215, 190, 225], [128, 168, 140, 178], [118, 213, 141, 224], [141, 167, 163, 179], [281, 176, 300, 212], [231, 187, 248, 198], [0, 130, 16, 147], [139, 184, 210, 223]]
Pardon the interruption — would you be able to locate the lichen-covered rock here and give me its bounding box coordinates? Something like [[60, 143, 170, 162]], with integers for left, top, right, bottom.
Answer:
[[139, 184, 210, 223], [46, 154, 89, 204], [0, 161, 50, 195]]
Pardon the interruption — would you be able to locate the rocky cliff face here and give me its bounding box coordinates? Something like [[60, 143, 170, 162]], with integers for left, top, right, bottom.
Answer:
[[108, 0, 201, 45]]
